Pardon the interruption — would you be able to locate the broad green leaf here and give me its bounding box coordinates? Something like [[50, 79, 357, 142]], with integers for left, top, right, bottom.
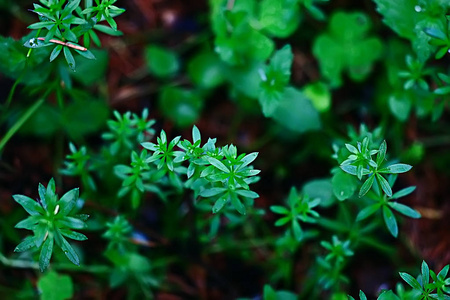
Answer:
[[145, 45, 179, 78], [332, 170, 357, 201], [303, 178, 334, 207], [372, 0, 418, 40], [13, 195, 44, 216], [383, 206, 398, 237], [313, 11, 382, 87], [259, 0, 300, 38], [303, 81, 331, 112], [388, 202, 421, 218], [38, 271, 74, 300], [39, 237, 54, 272], [388, 93, 412, 122], [272, 87, 321, 133], [159, 87, 203, 128], [188, 51, 225, 89]]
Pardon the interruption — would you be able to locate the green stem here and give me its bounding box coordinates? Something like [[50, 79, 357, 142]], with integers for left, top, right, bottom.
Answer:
[[0, 98, 45, 153], [0, 251, 110, 273]]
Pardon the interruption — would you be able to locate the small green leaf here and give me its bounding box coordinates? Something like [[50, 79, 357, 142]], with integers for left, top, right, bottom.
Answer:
[[75, 49, 96, 60], [376, 173, 392, 197], [387, 163, 412, 173], [230, 192, 246, 215], [15, 215, 40, 230], [212, 194, 229, 213], [39, 237, 54, 272], [94, 24, 123, 36], [399, 272, 422, 290], [59, 236, 80, 266], [388, 202, 421, 218], [292, 220, 302, 240], [206, 157, 230, 173], [60, 229, 88, 241], [391, 186, 416, 199], [383, 206, 398, 237], [59, 188, 79, 216], [270, 205, 289, 215], [356, 203, 381, 221], [200, 187, 227, 198], [359, 175, 375, 198], [235, 189, 259, 199], [13, 195, 44, 216], [50, 45, 63, 61], [14, 236, 37, 252], [421, 260, 430, 285], [63, 47, 76, 71]]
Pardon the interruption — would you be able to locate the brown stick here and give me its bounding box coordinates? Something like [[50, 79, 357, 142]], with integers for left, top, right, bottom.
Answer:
[[37, 37, 87, 51]]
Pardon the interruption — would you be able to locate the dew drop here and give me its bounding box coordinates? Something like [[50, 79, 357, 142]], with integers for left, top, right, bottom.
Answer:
[[415, 5, 422, 12]]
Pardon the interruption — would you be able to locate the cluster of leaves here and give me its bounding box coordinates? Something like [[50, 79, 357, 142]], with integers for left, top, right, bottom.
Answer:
[[374, 0, 450, 121], [350, 261, 450, 300], [143, 0, 323, 133], [116, 125, 261, 215], [25, 0, 124, 71], [13, 178, 88, 272]]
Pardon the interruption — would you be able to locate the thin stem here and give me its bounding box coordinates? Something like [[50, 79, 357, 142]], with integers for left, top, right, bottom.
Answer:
[[0, 251, 110, 273], [0, 98, 45, 153]]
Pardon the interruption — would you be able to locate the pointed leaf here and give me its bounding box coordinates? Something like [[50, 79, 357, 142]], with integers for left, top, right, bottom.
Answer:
[[399, 272, 422, 290], [391, 186, 416, 199], [359, 175, 375, 197], [59, 188, 79, 216], [388, 202, 421, 218], [383, 206, 398, 237], [39, 237, 54, 272], [376, 173, 392, 197], [13, 195, 44, 216], [14, 236, 37, 252], [387, 164, 412, 174], [356, 203, 381, 221]]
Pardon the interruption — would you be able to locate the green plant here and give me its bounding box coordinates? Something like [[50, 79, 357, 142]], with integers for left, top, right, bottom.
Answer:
[[2, 0, 450, 298], [13, 178, 88, 272]]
